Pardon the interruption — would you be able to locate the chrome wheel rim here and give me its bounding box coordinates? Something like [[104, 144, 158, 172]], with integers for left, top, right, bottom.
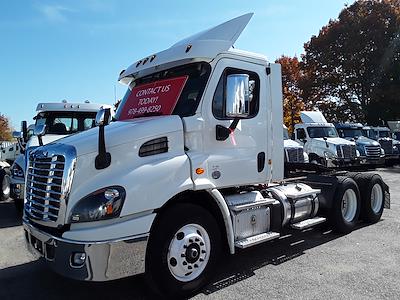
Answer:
[[2, 174, 10, 196], [167, 223, 210, 282], [341, 189, 357, 222], [371, 183, 383, 214]]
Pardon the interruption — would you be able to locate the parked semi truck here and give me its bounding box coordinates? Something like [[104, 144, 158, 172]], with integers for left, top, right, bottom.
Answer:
[[335, 123, 384, 166], [387, 121, 400, 141], [22, 14, 390, 297], [294, 111, 358, 167], [0, 141, 21, 200], [363, 126, 399, 166], [11, 101, 110, 210]]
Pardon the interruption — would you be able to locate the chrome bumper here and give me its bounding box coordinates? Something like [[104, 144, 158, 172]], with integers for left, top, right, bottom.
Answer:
[[23, 220, 148, 281]]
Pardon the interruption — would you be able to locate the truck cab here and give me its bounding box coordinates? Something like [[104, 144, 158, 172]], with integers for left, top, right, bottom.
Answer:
[[294, 111, 357, 167], [335, 123, 383, 166], [363, 126, 399, 166], [10, 101, 110, 209]]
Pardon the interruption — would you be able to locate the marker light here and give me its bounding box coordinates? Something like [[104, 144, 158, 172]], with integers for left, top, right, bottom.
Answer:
[[196, 168, 204, 175]]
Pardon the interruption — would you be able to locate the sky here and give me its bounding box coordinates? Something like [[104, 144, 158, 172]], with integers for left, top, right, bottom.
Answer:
[[0, 0, 354, 129]]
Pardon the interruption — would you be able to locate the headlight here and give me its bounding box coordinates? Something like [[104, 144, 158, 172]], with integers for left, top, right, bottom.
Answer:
[[324, 151, 337, 159], [356, 150, 360, 157], [69, 186, 126, 223], [381, 148, 385, 155], [11, 163, 24, 178]]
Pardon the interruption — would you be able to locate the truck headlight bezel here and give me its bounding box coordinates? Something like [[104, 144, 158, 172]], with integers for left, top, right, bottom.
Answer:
[[11, 163, 24, 178], [69, 186, 126, 223]]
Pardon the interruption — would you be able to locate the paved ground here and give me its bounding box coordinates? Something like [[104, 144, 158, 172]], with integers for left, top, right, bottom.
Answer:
[[0, 168, 399, 299]]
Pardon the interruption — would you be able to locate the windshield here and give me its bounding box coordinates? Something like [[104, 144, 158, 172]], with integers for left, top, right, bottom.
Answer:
[[340, 128, 363, 138], [283, 127, 289, 139], [35, 111, 97, 135], [116, 62, 211, 120], [378, 130, 390, 138], [307, 126, 338, 138]]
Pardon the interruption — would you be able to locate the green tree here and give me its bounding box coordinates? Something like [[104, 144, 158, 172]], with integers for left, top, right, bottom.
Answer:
[[301, 0, 400, 124], [0, 114, 12, 141], [276, 56, 305, 133]]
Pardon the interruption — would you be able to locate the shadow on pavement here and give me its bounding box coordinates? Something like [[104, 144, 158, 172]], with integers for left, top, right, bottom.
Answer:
[[0, 260, 153, 300], [0, 199, 22, 229]]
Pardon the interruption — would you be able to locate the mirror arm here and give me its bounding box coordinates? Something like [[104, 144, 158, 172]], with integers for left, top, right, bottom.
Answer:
[[216, 118, 240, 141], [95, 108, 111, 170], [38, 135, 43, 146]]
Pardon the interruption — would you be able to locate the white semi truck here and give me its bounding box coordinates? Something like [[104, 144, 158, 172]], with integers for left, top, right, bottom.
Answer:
[[22, 14, 390, 297], [0, 141, 22, 200], [294, 111, 358, 167], [11, 101, 110, 211]]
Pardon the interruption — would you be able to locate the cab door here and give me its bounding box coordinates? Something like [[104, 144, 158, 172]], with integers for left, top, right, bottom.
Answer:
[[200, 58, 269, 188]]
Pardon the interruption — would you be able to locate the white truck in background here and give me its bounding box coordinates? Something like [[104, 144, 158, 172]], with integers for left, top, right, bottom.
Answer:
[[11, 101, 110, 211], [294, 111, 358, 167], [283, 125, 308, 176], [0, 141, 22, 200], [22, 14, 390, 297]]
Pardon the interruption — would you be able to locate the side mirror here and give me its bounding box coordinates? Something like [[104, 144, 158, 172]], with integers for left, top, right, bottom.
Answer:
[[225, 74, 250, 118], [96, 108, 111, 126], [34, 124, 46, 136], [13, 131, 22, 139]]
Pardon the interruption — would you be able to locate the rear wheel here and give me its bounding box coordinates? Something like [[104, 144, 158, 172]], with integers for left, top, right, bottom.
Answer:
[[0, 169, 10, 201], [361, 175, 385, 223], [146, 203, 221, 297], [330, 177, 361, 234]]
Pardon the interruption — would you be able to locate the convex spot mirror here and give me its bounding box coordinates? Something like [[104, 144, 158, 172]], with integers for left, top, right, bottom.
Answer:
[[225, 74, 250, 118], [34, 124, 46, 136]]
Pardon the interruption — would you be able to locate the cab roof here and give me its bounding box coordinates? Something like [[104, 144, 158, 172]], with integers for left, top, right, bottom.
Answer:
[[335, 123, 363, 129]]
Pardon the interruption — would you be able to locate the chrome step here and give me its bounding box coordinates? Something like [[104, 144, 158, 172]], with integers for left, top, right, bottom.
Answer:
[[235, 232, 280, 249], [290, 217, 326, 230], [230, 198, 275, 212]]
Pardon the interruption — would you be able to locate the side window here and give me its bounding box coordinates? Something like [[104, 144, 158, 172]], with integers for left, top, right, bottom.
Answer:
[[212, 68, 260, 119], [83, 118, 96, 130], [297, 128, 306, 140]]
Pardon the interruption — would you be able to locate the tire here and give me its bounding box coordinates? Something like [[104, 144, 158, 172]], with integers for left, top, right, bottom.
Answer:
[[146, 203, 221, 297], [330, 177, 361, 234], [0, 168, 11, 201], [345, 173, 385, 224]]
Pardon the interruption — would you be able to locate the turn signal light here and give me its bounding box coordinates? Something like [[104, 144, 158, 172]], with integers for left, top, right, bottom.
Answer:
[[196, 168, 204, 175]]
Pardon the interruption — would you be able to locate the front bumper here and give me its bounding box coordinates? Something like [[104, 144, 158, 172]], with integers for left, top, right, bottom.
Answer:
[[23, 220, 148, 281]]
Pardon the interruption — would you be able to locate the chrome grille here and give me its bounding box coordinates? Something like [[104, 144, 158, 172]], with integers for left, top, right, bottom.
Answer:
[[338, 145, 356, 159], [25, 155, 65, 222], [365, 145, 381, 157], [286, 148, 304, 163], [379, 140, 393, 155]]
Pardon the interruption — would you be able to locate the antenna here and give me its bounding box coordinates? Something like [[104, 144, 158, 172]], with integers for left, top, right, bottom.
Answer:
[[114, 85, 117, 103]]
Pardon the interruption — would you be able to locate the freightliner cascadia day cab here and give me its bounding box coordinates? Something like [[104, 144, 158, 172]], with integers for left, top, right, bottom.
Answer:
[[363, 126, 400, 166], [335, 123, 384, 166], [294, 111, 358, 167], [0, 141, 21, 200], [283, 125, 308, 164], [23, 14, 390, 297], [387, 120, 400, 141], [11, 101, 110, 211]]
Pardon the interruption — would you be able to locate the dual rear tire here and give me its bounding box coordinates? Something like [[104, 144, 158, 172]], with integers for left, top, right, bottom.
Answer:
[[331, 174, 385, 233]]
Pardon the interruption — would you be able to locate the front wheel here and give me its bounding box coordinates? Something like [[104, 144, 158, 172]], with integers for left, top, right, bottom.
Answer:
[[0, 169, 10, 201], [330, 177, 361, 234], [146, 203, 221, 297]]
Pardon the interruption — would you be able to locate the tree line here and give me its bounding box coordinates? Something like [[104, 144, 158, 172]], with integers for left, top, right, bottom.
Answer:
[[279, 0, 400, 133]]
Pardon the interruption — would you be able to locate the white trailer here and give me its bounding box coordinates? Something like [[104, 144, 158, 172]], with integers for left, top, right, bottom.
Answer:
[[22, 14, 390, 297]]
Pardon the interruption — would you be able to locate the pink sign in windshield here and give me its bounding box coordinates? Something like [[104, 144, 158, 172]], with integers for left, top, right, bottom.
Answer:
[[119, 76, 188, 120]]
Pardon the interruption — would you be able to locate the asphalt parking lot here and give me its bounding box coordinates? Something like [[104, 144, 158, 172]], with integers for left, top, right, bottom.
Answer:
[[0, 168, 399, 300]]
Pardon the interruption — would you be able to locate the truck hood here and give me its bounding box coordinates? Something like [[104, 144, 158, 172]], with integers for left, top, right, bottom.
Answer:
[[26, 134, 69, 148], [314, 137, 355, 146], [55, 115, 184, 157], [343, 136, 380, 146], [284, 139, 303, 148]]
